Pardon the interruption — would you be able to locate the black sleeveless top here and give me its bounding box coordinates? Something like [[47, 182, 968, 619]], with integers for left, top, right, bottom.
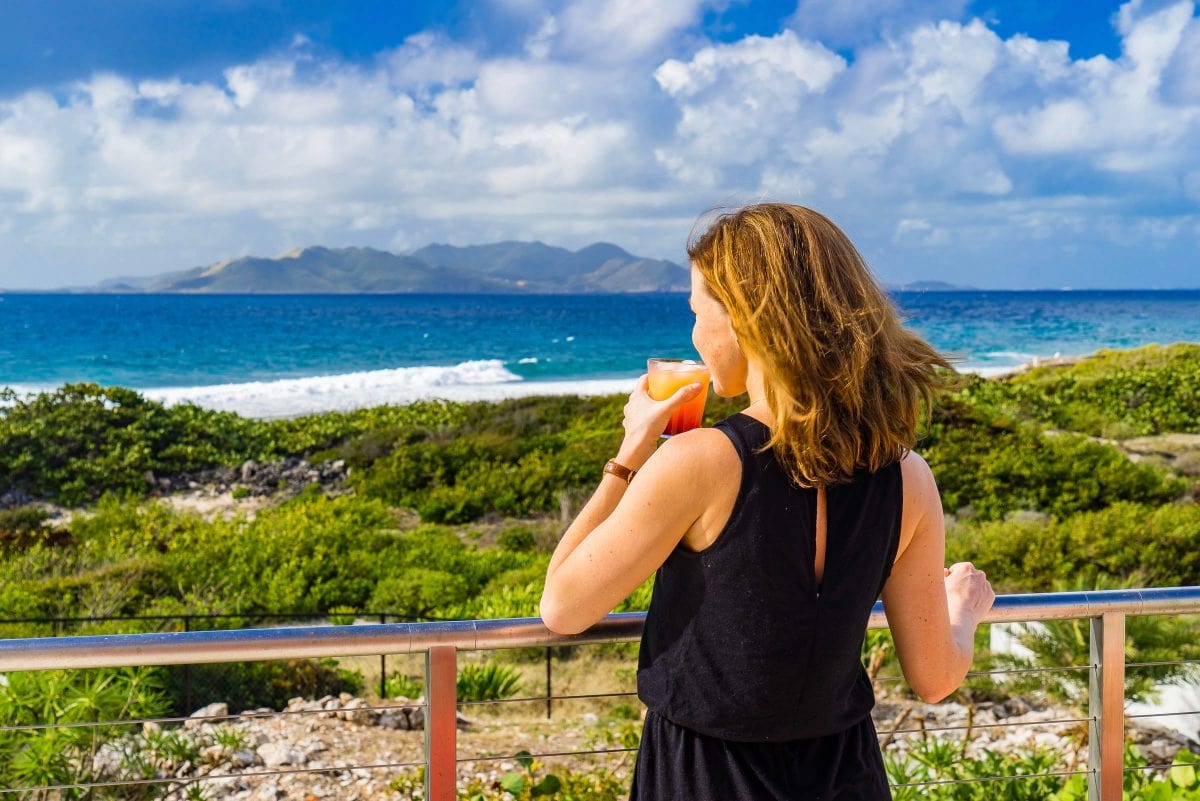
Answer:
[[636, 413, 903, 742]]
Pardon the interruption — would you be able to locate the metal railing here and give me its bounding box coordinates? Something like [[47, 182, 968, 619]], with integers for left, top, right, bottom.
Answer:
[[1, 586, 1198, 800], [0, 609, 452, 711]]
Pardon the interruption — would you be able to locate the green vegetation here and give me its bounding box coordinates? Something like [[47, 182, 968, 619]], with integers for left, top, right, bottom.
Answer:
[[0, 343, 1198, 797], [884, 738, 1200, 800], [958, 344, 1200, 439], [457, 661, 524, 702], [0, 668, 166, 797], [4, 345, 1192, 630]]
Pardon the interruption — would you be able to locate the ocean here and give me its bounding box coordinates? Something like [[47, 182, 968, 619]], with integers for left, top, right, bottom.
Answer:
[[3, 291, 1199, 418]]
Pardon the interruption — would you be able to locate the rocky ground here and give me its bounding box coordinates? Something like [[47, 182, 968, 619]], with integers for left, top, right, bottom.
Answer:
[[151, 457, 354, 521], [2, 456, 355, 525], [86, 691, 1199, 801]]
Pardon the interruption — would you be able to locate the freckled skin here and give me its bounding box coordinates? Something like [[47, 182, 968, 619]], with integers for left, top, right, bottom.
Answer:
[[689, 266, 748, 399]]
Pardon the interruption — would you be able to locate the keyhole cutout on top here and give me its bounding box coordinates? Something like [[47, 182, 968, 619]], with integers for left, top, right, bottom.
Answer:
[[814, 487, 827, 588]]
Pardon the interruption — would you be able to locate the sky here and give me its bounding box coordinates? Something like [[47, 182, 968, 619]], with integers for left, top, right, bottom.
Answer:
[[0, 0, 1197, 290]]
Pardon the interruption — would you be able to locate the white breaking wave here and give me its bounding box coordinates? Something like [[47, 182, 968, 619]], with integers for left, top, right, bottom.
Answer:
[[139, 360, 636, 419], [983, 350, 1039, 362], [959, 364, 1022, 378], [5, 354, 1071, 419]]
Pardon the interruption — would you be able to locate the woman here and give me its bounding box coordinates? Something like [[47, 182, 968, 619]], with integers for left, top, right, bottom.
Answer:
[[540, 203, 994, 800]]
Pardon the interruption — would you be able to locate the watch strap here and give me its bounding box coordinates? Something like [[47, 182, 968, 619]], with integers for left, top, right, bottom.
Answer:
[[603, 459, 637, 484]]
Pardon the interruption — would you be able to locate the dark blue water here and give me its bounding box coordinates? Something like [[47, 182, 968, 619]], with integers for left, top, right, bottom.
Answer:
[[2, 291, 1198, 391]]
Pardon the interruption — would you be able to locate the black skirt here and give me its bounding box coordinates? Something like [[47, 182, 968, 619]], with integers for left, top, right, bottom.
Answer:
[[629, 709, 892, 800]]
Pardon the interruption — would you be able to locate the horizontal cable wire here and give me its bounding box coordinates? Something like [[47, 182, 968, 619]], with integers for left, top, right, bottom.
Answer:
[[967, 663, 1093, 677], [1125, 763, 1184, 774], [457, 746, 638, 764], [0, 611, 441, 624], [873, 662, 1091, 684], [1125, 658, 1200, 669], [0, 759, 428, 795], [0, 701, 429, 735], [890, 767, 1090, 790], [1126, 709, 1200, 720], [886, 715, 1092, 737], [458, 690, 638, 707]]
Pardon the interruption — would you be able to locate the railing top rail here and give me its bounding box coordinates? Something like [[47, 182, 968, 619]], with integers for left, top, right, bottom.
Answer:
[[1, 587, 1197, 673]]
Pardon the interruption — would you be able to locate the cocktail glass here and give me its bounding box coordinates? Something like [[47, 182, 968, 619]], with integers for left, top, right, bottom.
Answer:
[[647, 358, 711, 435]]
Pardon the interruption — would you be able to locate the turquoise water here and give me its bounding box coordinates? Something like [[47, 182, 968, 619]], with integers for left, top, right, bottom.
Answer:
[[2, 291, 1198, 417]]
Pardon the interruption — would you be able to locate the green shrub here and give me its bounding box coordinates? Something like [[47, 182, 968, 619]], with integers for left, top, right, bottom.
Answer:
[[947, 502, 1200, 591], [0, 505, 51, 534], [370, 569, 470, 618], [497, 525, 539, 552], [0, 667, 166, 795], [164, 493, 404, 614], [327, 605, 358, 625], [958, 344, 1200, 437], [998, 611, 1200, 707], [456, 661, 523, 702], [924, 405, 1184, 521], [1053, 745, 1200, 800], [887, 737, 1064, 800], [164, 658, 363, 715], [0, 384, 272, 505], [384, 673, 424, 700]]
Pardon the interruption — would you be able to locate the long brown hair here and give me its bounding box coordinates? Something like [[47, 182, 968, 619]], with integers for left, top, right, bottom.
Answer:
[[688, 203, 951, 487]]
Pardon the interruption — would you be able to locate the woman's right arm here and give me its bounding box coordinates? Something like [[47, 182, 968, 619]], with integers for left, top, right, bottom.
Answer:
[[880, 453, 995, 703]]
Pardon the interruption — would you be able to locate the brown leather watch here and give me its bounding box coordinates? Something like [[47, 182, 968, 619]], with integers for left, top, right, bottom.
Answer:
[[603, 459, 637, 484]]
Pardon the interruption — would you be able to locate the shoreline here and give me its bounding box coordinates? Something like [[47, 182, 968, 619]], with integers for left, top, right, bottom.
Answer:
[[1, 354, 1099, 420]]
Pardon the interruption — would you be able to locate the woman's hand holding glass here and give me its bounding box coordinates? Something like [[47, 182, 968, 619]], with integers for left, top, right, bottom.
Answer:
[[616, 374, 705, 471]]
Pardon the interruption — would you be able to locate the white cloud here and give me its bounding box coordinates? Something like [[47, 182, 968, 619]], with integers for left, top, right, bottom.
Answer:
[[893, 217, 949, 245], [0, 0, 1198, 289], [655, 30, 845, 96], [557, 0, 708, 61], [788, 0, 969, 48], [991, 2, 1198, 175]]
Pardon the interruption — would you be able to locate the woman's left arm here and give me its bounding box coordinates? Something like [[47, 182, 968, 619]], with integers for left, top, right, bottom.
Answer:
[[540, 378, 722, 634]]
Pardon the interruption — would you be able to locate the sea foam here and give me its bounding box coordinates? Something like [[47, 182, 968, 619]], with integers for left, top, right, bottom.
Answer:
[[140, 360, 635, 419]]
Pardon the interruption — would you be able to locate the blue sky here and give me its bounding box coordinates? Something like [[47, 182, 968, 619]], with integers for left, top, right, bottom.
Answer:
[[1, 0, 1197, 289]]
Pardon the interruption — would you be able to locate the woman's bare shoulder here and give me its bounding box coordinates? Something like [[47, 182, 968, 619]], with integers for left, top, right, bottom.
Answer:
[[900, 449, 935, 488], [897, 450, 941, 561], [646, 425, 739, 479]]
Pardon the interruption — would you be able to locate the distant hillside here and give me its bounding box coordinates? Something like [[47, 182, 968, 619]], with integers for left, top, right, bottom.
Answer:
[[84, 242, 689, 294], [895, 280, 977, 291]]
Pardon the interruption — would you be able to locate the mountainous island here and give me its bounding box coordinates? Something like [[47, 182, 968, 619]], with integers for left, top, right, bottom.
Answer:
[[87, 241, 690, 294]]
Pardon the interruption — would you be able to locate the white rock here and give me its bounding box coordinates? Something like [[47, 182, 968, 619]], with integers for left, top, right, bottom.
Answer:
[[185, 701, 229, 729], [399, 705, 421, 730], [230, 749, 257, 768], [250, 783, 285, 801], [339, 698, 376, 725], [91, 742, 125, 776], [378, 710, 408, 730], [200, 744, 225, 764], [257, 741, 305, 768]]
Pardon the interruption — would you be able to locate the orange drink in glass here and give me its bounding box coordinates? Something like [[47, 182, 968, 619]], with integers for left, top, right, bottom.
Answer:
[[647, 358, 711, 435]]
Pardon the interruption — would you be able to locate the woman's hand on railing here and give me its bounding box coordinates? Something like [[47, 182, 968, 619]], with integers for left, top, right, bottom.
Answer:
[[945, 562, 995, 631]]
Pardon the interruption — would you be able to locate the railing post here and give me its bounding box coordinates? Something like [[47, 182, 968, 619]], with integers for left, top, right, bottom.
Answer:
[[546, 647, 552, 719], [1088, 611, 1125, 801], [379, 613, 387, 701], [425, 645, 457, 801], [183, 615, 193, 713]]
